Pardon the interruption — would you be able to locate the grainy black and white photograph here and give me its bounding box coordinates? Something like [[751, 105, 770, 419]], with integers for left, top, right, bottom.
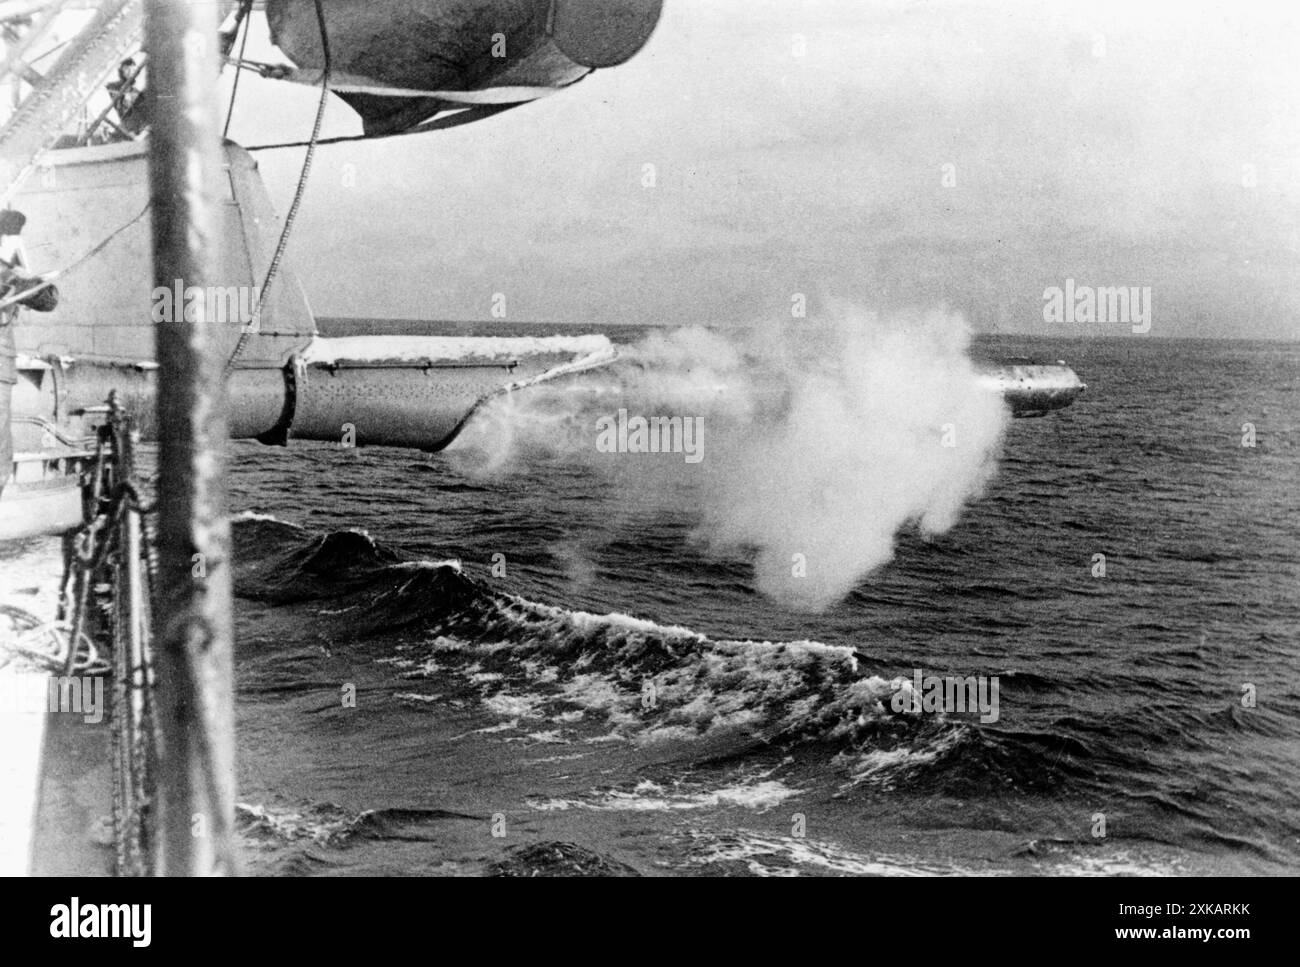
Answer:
[[0, 0, 1293, 932]]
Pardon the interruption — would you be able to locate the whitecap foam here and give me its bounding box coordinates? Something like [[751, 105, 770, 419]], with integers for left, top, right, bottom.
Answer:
[[682, 830, 994, 877], [528, 776, 802, 814], [231, 510, 299, 526]]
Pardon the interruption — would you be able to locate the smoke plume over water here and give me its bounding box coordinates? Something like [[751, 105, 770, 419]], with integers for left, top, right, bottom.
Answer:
[[452, 306, 1009, 610]]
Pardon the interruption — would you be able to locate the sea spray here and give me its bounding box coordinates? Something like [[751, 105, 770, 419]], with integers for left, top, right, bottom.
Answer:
[[449, 305, 1009, 610]]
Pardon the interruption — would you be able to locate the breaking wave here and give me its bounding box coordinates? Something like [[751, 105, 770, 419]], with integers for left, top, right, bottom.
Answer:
[[231, 516, 1114, 799]]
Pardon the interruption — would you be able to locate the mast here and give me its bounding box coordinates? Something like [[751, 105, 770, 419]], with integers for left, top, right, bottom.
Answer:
[[145, 0, 237, 876]]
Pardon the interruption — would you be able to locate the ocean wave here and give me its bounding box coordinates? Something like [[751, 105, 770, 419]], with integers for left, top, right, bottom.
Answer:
[[528, 775, 803, 814], [230, 518, 1107, 797], [679, 830, 988, 877], [236, 802, 481, 848]]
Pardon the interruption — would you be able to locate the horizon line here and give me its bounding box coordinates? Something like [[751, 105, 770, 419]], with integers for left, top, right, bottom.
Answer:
[[315, 316, 1300, 344]]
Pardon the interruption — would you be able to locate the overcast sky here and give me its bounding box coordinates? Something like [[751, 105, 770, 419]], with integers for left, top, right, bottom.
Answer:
[[228, 0, 1300, 339]]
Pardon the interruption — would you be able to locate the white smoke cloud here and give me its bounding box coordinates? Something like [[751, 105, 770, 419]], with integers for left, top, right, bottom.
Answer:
[[451, 304, 1009, 611]]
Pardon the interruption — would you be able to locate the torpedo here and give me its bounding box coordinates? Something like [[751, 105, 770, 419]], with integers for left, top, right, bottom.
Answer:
[[976, 359, 1087, 417]]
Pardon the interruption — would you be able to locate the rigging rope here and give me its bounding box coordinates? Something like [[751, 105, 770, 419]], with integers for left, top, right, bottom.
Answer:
[[224, 0, 332, 374], [222, 0, 254, 141], [106, 403, 153, 879], [90, 400, 155, 875]]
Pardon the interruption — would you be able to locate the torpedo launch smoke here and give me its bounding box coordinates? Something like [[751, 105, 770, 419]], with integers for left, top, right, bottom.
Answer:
[[451, 305, 1009, 611]]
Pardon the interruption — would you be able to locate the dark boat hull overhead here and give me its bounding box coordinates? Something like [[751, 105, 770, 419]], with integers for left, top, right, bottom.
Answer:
[[267, 0, 664, 135]]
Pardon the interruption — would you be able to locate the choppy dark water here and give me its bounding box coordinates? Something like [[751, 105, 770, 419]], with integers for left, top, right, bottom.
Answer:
[[227, 325, 1300, 876]]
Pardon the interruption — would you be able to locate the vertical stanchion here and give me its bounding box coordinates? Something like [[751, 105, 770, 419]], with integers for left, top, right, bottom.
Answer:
[[145, 0, 237, 876]]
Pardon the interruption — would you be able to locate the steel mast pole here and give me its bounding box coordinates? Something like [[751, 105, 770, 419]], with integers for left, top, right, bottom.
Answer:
[[146, 0, 238, 876]]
